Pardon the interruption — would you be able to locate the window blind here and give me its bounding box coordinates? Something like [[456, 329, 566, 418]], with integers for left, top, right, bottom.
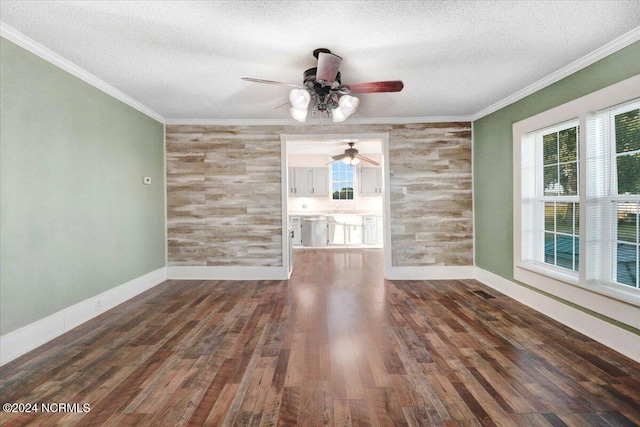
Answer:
[[589, 100, 640, 288]]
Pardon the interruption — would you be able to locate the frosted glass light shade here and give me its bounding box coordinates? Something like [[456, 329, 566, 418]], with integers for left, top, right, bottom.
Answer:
[[339, 95, 360, 117], [331, 106, 347, 123], [342, 155, 360, 165], [289, 89, 311, 109], [289, 107, 308, 123]]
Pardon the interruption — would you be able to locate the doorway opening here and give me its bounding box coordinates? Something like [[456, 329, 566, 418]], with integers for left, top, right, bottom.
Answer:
[[280, 133, 392, 277]]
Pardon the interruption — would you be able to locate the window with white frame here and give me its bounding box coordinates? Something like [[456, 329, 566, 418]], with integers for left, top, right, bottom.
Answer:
[[589, 100, 640, 289], [517, 95, 640, 299], [331, 161, 355, 200], [521, 120, 580, 273]]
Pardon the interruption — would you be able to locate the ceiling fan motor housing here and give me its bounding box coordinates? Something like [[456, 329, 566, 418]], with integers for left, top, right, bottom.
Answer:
[[304, 68, 341, 112], [304, 68, 340, 92]]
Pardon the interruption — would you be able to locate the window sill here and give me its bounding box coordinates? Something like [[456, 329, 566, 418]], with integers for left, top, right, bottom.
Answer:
[[517, 261, 578, 286], [515, 261, 640, 310]]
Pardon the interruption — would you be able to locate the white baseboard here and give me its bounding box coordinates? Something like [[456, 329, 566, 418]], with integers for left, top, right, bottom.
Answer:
[[167, 266, 289, 280], [0, 267, 167, 366], [385, 266, 475, 281], [474, 267, 640, 362]]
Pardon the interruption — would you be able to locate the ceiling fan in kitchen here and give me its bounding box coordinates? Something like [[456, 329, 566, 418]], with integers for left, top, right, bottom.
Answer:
[[327, 142, 380, 166], [242, 48, 403, 123]]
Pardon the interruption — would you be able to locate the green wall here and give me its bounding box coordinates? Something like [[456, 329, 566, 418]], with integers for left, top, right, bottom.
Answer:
[[0, 38, 166, 335], [474, 41, 640, 280]]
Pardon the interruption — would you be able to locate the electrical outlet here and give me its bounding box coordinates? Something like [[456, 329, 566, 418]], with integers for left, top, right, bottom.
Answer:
[[95, 300, 101, 312]]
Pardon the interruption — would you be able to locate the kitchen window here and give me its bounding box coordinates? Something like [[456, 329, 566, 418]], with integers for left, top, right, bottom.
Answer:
[[331, 161, 355, 200]]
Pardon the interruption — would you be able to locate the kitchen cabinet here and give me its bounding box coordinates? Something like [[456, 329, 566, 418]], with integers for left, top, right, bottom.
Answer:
[[311, 168, 329, 196], [363, 215, 384, 245], [360, 167, 382, 196], [289, 168, 309, 196], [290, 216, 302, 245], [289, 167, 328, 197]]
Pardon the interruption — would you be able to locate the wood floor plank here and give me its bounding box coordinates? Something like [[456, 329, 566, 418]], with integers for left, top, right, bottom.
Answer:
[[1, 249, 639, 426]]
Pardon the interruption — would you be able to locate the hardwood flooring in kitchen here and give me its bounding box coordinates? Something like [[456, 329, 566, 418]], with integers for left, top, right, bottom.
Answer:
[[1, 249, 639, 426]]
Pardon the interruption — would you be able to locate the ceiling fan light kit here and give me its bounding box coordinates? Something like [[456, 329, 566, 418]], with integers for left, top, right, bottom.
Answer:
[[243, 48, 403, 123], [289, 106, 308, 123], [288, 89, 311, 109], [342, 155, 360, 166], [329, 142, 379, 167]]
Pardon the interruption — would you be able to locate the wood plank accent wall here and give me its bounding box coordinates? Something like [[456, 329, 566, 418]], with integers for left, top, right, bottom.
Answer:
[[165, 122, 472, 267], [166, 126, 283, 266], [388, 122, 473, 266]]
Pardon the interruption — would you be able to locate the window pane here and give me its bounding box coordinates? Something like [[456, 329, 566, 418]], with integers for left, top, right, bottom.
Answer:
[[615, 109, 640, 153], [544, 202, 555, 231], [555, 235, 574, 269], [574, 237, 580, 271], [545, 233, 555, 264], [556, 202, 574, 234], [617, 243, 637, 287], [559, 127, 578, 162], [616, 153, 640, 195], [544, 165, 559, 195], [617, 203, 638, 242], [543, 133, 558, 165], [331, 162, 354, 200], [574, 202, 580, 234], [559, 162, 578, 195]]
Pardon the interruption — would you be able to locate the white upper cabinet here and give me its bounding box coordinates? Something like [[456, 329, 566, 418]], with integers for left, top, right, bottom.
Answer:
[[289, 167, 329, 197], [360, 167, 382, 196], [311, 167, 329, 196]]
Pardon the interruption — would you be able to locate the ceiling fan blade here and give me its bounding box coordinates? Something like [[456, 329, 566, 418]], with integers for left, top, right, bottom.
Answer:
[[273, 101, 290, 110], [325, 159, 338, 166], [316, 52, 342, 83], [241, 77, 302, 88], [356, 154, 380, 166], [338, 80, 404, 94], [332, 153, 349, 161]]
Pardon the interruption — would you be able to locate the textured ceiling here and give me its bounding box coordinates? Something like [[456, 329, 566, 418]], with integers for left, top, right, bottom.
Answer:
[[1, 1, 640, 122]]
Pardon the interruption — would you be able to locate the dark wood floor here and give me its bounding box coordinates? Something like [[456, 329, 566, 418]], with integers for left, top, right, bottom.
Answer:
[[1, 249, 639, 426]]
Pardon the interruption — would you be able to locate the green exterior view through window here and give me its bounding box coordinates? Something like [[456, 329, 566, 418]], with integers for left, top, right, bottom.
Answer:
[[543, 125, 579, 271], [615, 107, 640, 287], [332, 162, 354, 200]]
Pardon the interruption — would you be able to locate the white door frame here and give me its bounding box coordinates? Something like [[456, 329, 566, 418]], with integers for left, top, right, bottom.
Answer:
[[280, 133, 392, 278]]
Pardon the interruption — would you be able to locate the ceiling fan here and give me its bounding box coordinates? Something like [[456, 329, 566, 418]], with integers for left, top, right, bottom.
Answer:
[[327, 142, 380, 166], [242, 48, 403, 123]]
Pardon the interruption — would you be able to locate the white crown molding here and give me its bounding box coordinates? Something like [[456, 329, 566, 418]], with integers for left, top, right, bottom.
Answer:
[[472, 25, 640, 121], [3, 20, 637, 127], [164, 116, 473, 126], [0, 21, 166, 124]]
